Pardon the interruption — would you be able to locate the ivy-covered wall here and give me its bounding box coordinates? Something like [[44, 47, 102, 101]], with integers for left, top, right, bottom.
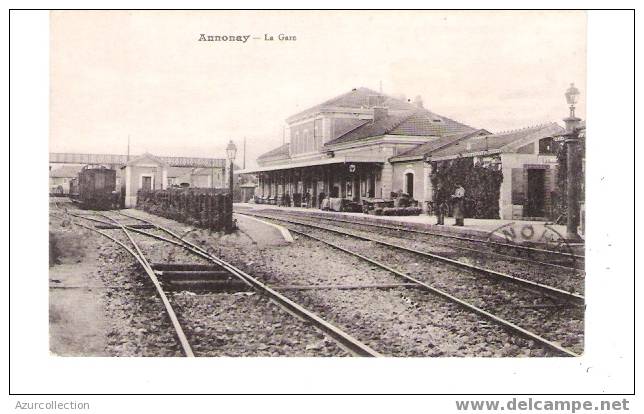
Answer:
[[430, 158, 503, 219], [553, 142, 567, 220]]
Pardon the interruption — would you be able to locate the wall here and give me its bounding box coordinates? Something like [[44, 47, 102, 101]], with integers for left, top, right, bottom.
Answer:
[[391, 160, 427, 201], [289, 119, 318, 155], [50, 177, 71, 194], [191, 174, 211, 188]]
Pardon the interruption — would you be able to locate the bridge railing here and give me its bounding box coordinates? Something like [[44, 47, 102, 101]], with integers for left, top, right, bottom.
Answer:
[[49, 153, 226, 168]]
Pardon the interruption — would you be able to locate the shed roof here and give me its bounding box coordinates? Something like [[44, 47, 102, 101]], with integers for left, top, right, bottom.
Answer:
[[166, 167, 192, 178], [257, 143, 290, 161], [390, 129, 491, 162], [49, 165, 81, 178], [191, 168, 216, 176], [124, 152, 169, 167], [429, 123, 565, 160]]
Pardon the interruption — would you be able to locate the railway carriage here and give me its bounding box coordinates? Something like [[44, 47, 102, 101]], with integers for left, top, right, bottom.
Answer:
[[73, 165, 119, 210]]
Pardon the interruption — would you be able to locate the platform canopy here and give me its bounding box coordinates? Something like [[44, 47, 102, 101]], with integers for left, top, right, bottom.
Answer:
[[237, 155, 385, 174]]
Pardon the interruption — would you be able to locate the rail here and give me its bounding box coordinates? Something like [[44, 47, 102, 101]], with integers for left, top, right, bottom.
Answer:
[[235, 211, 581, 357], [236, 211, 585, 304]]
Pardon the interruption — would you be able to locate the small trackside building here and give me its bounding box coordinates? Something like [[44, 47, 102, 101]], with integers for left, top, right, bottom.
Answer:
[[388, 129, 492, 209], [121, 153, 169, 208], [49, 165, 82, 195], [402, 123, 565, 220], [170, 167, 226, 189]]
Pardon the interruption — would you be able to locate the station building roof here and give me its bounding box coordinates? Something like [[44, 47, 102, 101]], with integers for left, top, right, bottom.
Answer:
[[255, 87, 478, 169], [238, 154, 385, 174], [286, 87, 418, 122], [325, 109, 477, 147]]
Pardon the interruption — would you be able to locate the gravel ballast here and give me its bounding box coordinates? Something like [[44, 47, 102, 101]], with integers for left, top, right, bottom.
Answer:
[[52, 206, 349, 357], [242, 215, 585, 355], [118, 209, 561, 357], [247, 210, 585, 295]]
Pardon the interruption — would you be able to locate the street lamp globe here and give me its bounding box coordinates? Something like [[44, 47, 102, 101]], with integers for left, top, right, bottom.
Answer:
[[565, 83, 580, 111], [226, 140, 237, 161]]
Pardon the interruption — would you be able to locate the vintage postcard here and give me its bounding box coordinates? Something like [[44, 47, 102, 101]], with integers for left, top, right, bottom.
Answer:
[[8, 7, 636, 404], [48, 10, 587, 359]]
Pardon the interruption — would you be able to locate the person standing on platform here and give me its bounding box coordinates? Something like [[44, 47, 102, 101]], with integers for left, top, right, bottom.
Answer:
[[435, 186, 447, 225], [451, 184, 465, 226]]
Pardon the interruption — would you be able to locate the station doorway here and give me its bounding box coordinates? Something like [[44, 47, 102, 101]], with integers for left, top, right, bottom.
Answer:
[[405, 172, 414, 198], [142, 176, 152, 192], [525, 169, 545, 217]]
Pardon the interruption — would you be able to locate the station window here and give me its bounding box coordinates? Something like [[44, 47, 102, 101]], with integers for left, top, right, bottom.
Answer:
[[303, 130, 310, 152], [294, 131, 300, 153], [314, 119, 323, 149]]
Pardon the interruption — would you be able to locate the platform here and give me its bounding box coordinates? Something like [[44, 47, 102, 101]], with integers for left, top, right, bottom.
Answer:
[[234, 202, 584, 245], [232, 211, 293, 246]]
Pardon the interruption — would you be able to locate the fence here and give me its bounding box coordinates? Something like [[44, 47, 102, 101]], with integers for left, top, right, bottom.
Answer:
[[136, 188, 233, 232]]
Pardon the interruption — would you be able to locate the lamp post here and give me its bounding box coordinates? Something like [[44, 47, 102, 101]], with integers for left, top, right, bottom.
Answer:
[[563, 83, 583, 242], [225, 140, 237, 232]]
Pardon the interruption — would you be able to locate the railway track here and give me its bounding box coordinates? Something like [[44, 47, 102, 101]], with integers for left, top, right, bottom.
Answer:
[[235, 211, 584, 357], [237, 211, 585, 303], [50, 206, 582, 357], [243, 208, 585, 270], [51, 209, 381, 357]]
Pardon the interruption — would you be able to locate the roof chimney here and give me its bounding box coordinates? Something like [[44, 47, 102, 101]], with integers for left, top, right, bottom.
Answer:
[[373, 106, 388, 122], [413, 95, 424, 109]]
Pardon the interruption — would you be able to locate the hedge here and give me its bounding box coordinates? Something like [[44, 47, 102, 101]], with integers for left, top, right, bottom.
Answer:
[[136, 188, 232, 231], [430, 158, 503, 219]]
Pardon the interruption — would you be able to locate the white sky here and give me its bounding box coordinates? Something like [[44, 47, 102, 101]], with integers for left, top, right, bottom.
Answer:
[[50, 10, 586, 168]]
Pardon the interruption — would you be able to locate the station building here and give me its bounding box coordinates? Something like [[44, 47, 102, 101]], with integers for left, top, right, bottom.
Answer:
[[242, 87, 566, 220], [245, 87, 475, 207]]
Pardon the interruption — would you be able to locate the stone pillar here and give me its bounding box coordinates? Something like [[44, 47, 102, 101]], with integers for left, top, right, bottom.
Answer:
[[124, 166, 134, 208], [422, 162, 433, 213], [381, 162, 393, 199], [499, 162, 514, 220]]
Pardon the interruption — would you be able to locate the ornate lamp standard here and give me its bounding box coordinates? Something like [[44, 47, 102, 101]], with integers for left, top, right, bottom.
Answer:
[[225, 140, 237, 232], [563, 83, 583, 241]]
